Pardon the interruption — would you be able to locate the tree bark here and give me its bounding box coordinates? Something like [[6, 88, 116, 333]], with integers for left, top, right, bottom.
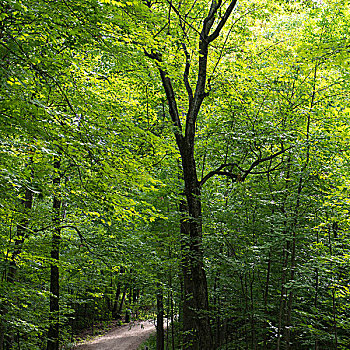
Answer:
[[179, 146, 212, 349]]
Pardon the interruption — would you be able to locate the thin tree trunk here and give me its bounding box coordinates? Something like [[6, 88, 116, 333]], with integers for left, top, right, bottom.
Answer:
[[250, 270, 256, 349], [168, 246, 175, 350], [7, 188, 33, 283], [328, 225, 338, 350], [213, 275, 220, 349], [171, 289, 175, 350], [156, 285, 164, 350], [47, 159, 61, 350], [332, 289, 338, 350], [112, 267, 125, 319], [263, 250, 271, 349], [112, 282, 121, 319], [276, 240, 289, 350], [117, 287, 127, 317], [314, 223, 319, 350], [1, 187, 33, 350], [285, 62, 317, 350]]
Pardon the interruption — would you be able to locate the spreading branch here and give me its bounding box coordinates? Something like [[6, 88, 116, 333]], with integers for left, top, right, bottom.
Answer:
[[199, 162, 242, 187], [199, 147, 292, 187], [241, 147, 292, 181]]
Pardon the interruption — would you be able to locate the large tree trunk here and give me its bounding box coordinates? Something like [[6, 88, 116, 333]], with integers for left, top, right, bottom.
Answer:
[[180, 150, 212, 350], [47, 159, 61, 350]]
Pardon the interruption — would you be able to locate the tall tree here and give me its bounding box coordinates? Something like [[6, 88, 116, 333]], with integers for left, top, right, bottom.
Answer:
[[140, 1, 291, 347]]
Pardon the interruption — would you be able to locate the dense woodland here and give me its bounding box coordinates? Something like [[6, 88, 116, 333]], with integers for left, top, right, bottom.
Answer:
[[1, 0, 350, 349]]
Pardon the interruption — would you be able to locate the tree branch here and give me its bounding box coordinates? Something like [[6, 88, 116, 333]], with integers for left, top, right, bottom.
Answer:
[[165, 0, 202, 37], [185, 1, 221, 142], [241, 147, 293, 181], [182, 43, 194, 104], [200, 171, 238, 186], [144, 49, 183, 144], [199, 162, 243, 187], [186, 1, 238, 143], [208, 0, 238, 42], [202, 0, 222, 38], [199, 147, 292, 187]]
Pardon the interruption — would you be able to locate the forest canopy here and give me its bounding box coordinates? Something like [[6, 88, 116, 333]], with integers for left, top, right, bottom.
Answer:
[[1, 0, 350, 349]]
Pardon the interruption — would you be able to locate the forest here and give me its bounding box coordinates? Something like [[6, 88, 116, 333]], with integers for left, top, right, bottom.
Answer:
[[1, 0, 350, 349]]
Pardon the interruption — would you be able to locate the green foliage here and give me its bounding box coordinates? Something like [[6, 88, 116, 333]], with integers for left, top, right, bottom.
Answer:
[[1, 0, 350, 349]]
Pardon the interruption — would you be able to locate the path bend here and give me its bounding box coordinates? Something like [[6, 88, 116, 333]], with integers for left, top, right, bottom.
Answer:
[[74, 320, 155, 350]]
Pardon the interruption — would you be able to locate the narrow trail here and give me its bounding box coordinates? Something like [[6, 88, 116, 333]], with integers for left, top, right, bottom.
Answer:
[[74, 320, 155, 350]]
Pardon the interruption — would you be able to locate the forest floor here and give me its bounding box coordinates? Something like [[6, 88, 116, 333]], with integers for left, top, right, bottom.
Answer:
[[74, 320, 155, 350]]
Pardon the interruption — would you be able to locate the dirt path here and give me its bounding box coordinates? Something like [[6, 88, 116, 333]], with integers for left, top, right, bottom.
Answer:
[[74, 320, 155, 350]]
